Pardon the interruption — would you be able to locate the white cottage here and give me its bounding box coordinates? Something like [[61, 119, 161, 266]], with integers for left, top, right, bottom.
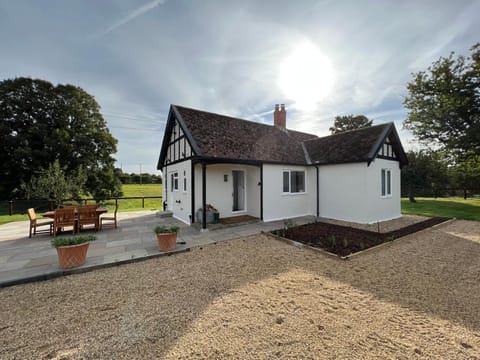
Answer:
[[157, 104, 408, 229]]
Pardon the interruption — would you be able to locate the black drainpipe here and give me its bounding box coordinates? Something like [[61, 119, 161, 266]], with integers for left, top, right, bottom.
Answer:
[[316, 166, 319, 218], [163, 166, 168, 211], [260, 163, 263, 221], [191, 161, 195, 223], [202, 162, 207, 230]]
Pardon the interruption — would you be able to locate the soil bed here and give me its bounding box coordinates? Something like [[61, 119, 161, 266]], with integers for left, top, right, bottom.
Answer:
[[272, 217, 450, 257]]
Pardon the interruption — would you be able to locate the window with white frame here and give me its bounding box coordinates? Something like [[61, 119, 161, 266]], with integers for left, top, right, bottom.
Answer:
[[282, 170, 305, 193], [170, 171, 179, 192], [381, 169, 391, 196]]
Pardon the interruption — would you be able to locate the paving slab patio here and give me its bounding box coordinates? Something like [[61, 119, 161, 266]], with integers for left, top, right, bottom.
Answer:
[[0, 210, 315, 287]]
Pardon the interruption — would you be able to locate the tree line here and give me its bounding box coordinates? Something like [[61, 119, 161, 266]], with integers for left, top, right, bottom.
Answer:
[[118, 172, 162, 184]]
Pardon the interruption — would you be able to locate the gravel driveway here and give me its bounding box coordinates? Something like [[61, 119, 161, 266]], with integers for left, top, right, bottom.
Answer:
[[1, 220, 479, 359]]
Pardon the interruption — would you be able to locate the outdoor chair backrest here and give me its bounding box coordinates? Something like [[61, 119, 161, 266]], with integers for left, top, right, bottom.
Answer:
[[61, 205, 77, 210], [27, 208, 37, 223], [77, 206, 97, 228], [54, 207, 76, 228]]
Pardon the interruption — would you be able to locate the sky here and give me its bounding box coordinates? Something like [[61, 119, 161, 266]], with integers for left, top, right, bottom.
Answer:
[[1, 0, 479, 174]]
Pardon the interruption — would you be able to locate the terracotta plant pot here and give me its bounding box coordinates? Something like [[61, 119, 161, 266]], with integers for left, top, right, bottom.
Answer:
[[156, 233, 177, 251], [55, 242, 90, 269]]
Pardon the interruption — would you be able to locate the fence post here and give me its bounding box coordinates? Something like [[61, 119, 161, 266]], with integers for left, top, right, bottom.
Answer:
[[115, 198, 118, 208], [142, 197, 145, 208], [9, 200, 13, 216]]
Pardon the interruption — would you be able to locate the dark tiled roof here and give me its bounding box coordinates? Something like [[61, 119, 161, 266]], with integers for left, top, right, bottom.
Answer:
[[304, 123, 391, 165], [174, 105, 317, 164], [159, 105, 407, 169]]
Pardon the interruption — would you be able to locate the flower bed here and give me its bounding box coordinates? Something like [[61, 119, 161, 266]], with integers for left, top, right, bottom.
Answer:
[[271, 217, 450, 257]]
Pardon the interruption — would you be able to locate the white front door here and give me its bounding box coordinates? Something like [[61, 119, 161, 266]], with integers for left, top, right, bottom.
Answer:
[[167, 170, 179, 211], [232, 170, 245, 212]]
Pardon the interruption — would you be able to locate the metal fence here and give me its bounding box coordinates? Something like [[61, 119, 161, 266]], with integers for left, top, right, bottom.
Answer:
[[2, 196, 163, 216], [401, 188, 480, 199]]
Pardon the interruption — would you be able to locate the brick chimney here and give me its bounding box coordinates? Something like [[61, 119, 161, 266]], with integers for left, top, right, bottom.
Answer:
[[273, 103, 286, 128]]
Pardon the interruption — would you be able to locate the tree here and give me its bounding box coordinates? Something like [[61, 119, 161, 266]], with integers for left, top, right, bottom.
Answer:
[[451, 151, 480, 199], [401, 150, 450, 202], [21, 160, 87, 207], [329, 115, 373, 134], [0, 77, 121, 199], [403, 43, 480, 157]]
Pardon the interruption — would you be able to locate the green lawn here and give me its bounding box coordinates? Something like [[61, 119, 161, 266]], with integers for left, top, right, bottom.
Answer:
[[104, 184, 163, 212], [0, 184, 163, 225], [402, 197, 480, 221]]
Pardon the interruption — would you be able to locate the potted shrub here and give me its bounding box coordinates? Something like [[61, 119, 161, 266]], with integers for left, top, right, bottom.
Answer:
[[154, 225, 179, 251], [196, 204, 219, 224], [51, 235, 96, 269]]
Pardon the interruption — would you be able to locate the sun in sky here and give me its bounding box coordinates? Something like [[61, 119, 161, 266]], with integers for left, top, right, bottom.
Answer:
[[278, 40, 335, 110]]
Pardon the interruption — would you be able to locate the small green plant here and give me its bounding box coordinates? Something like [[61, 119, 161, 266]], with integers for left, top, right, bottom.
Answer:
[[359, 242, 365, 251], [284, 219, 296, 229], [327, 234, 336, 248], [342, 237, 349, 248], [51, 235, 95, 248], [154, 225, 180, 234]]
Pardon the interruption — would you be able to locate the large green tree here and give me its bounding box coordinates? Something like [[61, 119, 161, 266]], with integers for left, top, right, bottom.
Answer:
[[451, 151, 480, 198], [401, 150, 450, 202], [329, 115, 372, 134], [0, 77, 121, 199], [403, 43, 480, 156]]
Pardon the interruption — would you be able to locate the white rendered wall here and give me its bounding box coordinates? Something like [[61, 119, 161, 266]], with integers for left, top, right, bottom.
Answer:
[[318, 159, 401, 223], [364, 157, 401, 222], [162, 159, 192, 224], [194, 164, 261, 220], [318, 162, 368, 223], [262, 164, 315, 222]]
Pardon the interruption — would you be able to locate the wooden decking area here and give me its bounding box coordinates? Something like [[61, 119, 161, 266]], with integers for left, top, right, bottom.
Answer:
[[220, 215, 258, 225]]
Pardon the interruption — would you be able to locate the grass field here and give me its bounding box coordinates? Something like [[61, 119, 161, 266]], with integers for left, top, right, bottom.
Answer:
[[0, 184, 163, 225], [106, 184, 163, 212], [401, 197, 480, 221]]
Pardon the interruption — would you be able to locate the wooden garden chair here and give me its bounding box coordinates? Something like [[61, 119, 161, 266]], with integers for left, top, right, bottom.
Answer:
[[27, 208, 54, 238], [100, 203, 118, 230], [77, 206, 98, 233], [53, 207, 76, 237]]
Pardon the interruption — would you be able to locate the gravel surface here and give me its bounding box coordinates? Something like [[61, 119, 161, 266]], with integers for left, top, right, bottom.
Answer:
[[1, 219, 479, 359]]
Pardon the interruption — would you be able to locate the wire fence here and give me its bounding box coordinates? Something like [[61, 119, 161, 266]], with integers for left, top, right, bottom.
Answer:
[[1, 196, 164, 216], [401, 188, 480, 199]]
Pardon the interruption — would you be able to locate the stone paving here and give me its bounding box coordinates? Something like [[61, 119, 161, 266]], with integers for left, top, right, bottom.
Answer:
[[0, 211, 315, 287]]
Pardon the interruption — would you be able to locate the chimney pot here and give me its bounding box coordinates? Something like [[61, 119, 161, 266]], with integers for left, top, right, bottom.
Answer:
[[274, 104, 286, 128]]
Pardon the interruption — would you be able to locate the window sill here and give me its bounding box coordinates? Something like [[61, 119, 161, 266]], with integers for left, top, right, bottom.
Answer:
[[281, 192, 307, 196], [381, 195, 392, 199]]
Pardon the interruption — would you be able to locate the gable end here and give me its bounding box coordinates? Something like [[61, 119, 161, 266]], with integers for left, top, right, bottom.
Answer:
[[157, 105, 201, 169], [368, 123, 408, 167]]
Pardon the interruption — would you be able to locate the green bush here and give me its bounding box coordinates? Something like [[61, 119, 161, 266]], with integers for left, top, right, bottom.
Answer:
[[51, 235, 96, 248], [154, 225, 179, 234]]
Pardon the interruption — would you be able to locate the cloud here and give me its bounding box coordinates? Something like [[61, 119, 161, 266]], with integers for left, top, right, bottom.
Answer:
[[92, 0, 166, 38]]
